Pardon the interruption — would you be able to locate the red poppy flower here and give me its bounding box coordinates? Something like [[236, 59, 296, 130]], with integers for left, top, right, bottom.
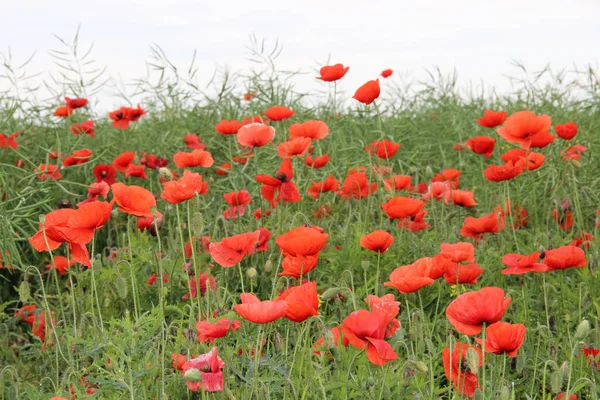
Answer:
[[446, 286, 511, 336], [214, 119, 242, 135], [108, 105, 145, 130], [183, 133, 206, 149], [364, 294, 401, 337], [442, 342, 482, 397], [35, 164, 62, 180], [233, 293, 288, 324], [443, 263, 484, 285], [111, 182, 158, 218], [277, 137, 312, 158], [483, 161, 523, 182], [280, 254, 319, 278], [65, 97, 88, 109], [182, 273, 217, 299], [500, 148, 545, 171], [112, 152, 136, 172], [70, 120, 95, 137], [543, 245, 587, 271], [237, 123, 276, 148], [496, 111, 553, 150], [307, 176, 339, 200], [172, 353, 188, 371], [501, 252, 548, 275], [289, 120, 329, 140], [554, 393, 577, 400], [422, 181, 449, 201], [341, 309, 398, 366], [277, 281, 319, 322], [255, 159, 301, 208], [140, 152, 168, 170], [460, 212, 504, 240], [384, 258, 435, 294], [381, 196, 425, 219], [93, 164, 117, 185], [552, 208, 574, 231], [360, 230, 394, 253], [196, 318, 241, 344], [147, 272, 169, 286], [62, 149, 92, 167], [264, 106, 295, 121], [444, 189, 477, 208], [353, 79, 380, 105], [380, 69, 393, 78], [0, 131, 20, 149], [476, 110, 507, 128], [208, 230, 260, 267], [475, 322, 526, 357], [173, 149, 214, 169], [397, 210, 430, 232], [215, 162, 232, 176], [432, 168, 461, 189], [243, 91, 257, 101], [241, 115, 267, 126], [313, 326, 347, 358], [124, 164, 147, 179], [555, 121, 578, 140], [53, 106, 73, 118], [316, 64, 349, 82], [338, 172, 377, 200], [466, 136, 495, 158], [276, 226, 329, 258], [181, 347, 225, 392], [304, 154, 330, 168], [571, 231, 595, 249], [161, 170, 208, 204], [561, 144, 587, 161], [365, 139, 400, 159], [381, 175, 411, 192], [45, 256, 75, 275]]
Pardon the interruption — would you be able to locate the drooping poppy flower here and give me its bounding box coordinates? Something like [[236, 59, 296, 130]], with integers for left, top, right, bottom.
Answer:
[[383, 175, 412, 191], [444, 189, 477, 208], [124, 164, 147, 180], [35, 164, 63, 180], [196, 318, 241, 344], [62, 149, 93, 167], [304, 154, 330, 168], [360, 230, 394, 253], [93, 164, 117, 185], [237, 123, 276, 148], [543, 245, 587, 271], [381, 196, 425, 219], [500, 148, 545, 171], [338, 172, 377, 200], [215, 162, 232, 176], [276, 137, 312, 158], [183, 133, 206, 150], [233, 293, 288, 324], [108, 105, 145, 130], [483, 161, 523, 182], [353, 79, 380, 105], [466, 136, 495, 158], [380, 69, 393, 78], [161, 170, 208, 204], [365, 139, 400, 159], [289, 120, 329, 140], [255, 159, 301, 208], [341, 309, 398, 366], [552, 208, 574, 231], [555, 122, 578, 140], [316, 64, 349, 82], [0, 131, 20, 149], [561, 144, 587, 161], [501, 252, 548, 275], [460, 212, 504, 240], [45, 256, 75, 275], [64, 97, 88, 109], [173, 149, 214, 169], [69, 120, 95, 138], [214, 119, 242, 135], [112, 152, 136, 172], [432, 168, 461, 189], [496, 111, 553, 150], [208, 230, 260, 267], [442, 342, 482, 397], [277, 281, 320, 322], [111, 182, 158, 218], [475, 321, 526, 357], [445, 286, 511, 336], [384, 258, 435, 294], [53, 106, 73, 118], [182, 273, 217, 299], [364, 294, 401, 338], [264, 106, 295, 121], [181, 347, 225, 392], [307, 176, 339, 200], [476, 110, 507, 128]]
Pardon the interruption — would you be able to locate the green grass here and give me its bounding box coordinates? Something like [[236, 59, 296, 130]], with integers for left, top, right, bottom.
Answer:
[[1, 39, 600, 399]]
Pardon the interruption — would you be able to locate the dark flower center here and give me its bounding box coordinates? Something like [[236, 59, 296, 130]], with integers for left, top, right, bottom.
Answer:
[[276, 173, 289, 182]]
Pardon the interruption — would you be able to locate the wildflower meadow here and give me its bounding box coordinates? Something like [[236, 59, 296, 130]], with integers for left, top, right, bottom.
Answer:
[[1, 35, 599, 399]]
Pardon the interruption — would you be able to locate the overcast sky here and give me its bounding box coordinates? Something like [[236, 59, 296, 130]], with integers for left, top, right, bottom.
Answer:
[[1, 0, 598, 110]]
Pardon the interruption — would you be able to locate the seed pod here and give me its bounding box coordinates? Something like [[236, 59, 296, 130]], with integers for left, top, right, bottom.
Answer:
[[190, 212, 204, 236], [115, 276, 128, 299]]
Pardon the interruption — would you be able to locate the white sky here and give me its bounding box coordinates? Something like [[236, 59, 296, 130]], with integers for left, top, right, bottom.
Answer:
[[1, 0, 599, 111]]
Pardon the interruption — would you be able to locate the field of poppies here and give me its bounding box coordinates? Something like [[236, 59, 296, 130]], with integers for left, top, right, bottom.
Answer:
[[1, 53, 599, 400]]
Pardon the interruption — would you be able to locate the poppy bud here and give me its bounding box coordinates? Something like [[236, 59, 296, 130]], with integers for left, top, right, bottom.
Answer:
[[361, 260, 370, 270], [466, 347, 480, 374], [499, 385, 510, 400], [104, 296, 110, 309], [575, 319, 591, 340], [184, 368, 203, 382], [264, 260, 272, 273], [321, 287, 341, 301], [18, 281, 31, 303], [111, 209, 119, 219], [148, 216, 163, 237], [424, 166, 434, 179], [57, 199, 73, 209], [224, 388, 237, 400], [158, 167, 173, 181], [115, 276, 128, 299], [273, 331, 285, 351], [409, 360, 428, 373], [246, 267, 257, 279], [191, 212, 204, 236], [570, 159, 581, 169]]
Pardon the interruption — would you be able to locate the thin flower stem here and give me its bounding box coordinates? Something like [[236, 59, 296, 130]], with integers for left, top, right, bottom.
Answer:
[[126, 219, 139, 321]]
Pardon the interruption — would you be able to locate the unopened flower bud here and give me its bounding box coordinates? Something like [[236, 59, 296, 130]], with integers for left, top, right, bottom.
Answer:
[[575, 319, 591, 340], [264, 260, 272, 273], [184, 368, 202, 382], [246, 267, 257, 279], [466, 347, 480, 374], [158, 167, 173, 181]]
